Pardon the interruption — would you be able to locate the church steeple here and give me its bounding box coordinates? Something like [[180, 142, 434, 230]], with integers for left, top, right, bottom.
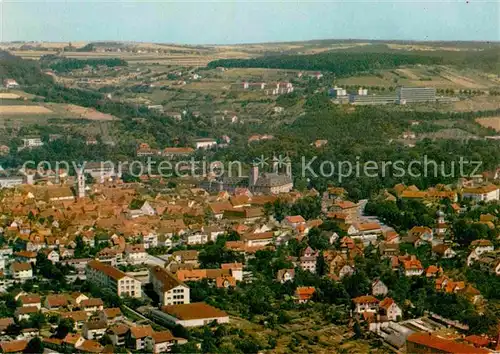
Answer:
[[76, 165, 85, 199]]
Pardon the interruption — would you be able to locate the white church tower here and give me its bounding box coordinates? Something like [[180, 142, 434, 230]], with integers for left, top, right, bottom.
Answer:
[[76, 166, 85, 199]]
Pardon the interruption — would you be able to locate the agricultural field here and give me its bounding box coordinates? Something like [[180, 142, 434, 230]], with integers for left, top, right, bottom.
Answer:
[[337, 65, 499, 90], [476, 117, 500, 132], [0, 104, 53, 115]]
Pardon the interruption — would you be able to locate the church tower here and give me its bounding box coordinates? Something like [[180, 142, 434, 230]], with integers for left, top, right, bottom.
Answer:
[[76, 166, 85, 199], [285, 156, 292, 178], [249, 164, 259, 187], [272, 155, 279, 174]]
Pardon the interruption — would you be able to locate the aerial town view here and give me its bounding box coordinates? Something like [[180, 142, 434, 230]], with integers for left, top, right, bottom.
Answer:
[[0, 1, 499, 353]]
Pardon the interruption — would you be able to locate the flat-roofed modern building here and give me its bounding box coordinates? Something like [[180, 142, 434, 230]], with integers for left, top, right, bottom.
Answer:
[[397, 87, 436, 104], [349, 94, 397, 105]]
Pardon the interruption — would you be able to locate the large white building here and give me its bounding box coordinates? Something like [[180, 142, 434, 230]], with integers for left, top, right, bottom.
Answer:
[[194, 138, 217, 150], [85, 260, 142, 298], [462, 185, 499, 202], [149, 266, 190, 306], [20, 137, 44, 150], [152, 302, 229, 327]]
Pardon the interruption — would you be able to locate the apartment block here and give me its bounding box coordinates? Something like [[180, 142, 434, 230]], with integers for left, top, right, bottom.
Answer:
[[86, 260, 142, 298]]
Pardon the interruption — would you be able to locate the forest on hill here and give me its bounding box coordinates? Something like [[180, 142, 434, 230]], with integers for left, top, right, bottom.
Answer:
[[40, 56, 128, 73], [0, 50, 54, 86], [208, 45, 500, 75]]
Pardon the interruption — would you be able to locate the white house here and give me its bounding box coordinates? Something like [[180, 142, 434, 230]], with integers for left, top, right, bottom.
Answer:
[[10, 262, 33, 281], [82, 321, 107, 340], [379, 298, 402, 321], [402, 257, 424, 277], [3, 79, 20, 88], [42, 249, 60, 264], [221, 263, 243, 282], [352, 296, 379, 314], [432, 244, 456, 259], [145, 331, 185, 353], [467, 239, 495, 266], [276, 269, 295, 283], [371, 279, 388, 297], [125, 244, 148, 265], [142, 232, 158, 249], [129, 325, 154, 351]]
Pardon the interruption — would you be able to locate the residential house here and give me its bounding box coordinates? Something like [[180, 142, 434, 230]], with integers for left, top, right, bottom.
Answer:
[[61, 311, 88, 330], [294, 287, 315, 304], [14, 306, 38, 321], [44, 294, 68, 311], [432, 244, 456, 259], [171, 250, 199, 267], [425, 265, 443, 278], [79, 298, 104, 314], [477, 253, 500, 275], [19, 295, 41, 309], [352, 296, 379, 314], [107, 325, 129, 347], [10, 262, 33, 281], [276, 269, 295, 283], [145, 330, 186, 354], [406, 226, 433, 246], [62, 333, 85, 350], [127, 325, 154, 351], [142, 232, 158, 249], [82, 320, 107, 340], [299, 246, 318, 273], [283, 215, 306, 228], [379, 298, 402, 321], [220, 263, 243, 281], [371, 279, 388, 297], [125, 244, 147, 265], [41, 249, 60, 264], [402, 256, 424, 276], [467, 239, 495, 266], [98, 308, 123, 324], [379, 242, 400, 259]]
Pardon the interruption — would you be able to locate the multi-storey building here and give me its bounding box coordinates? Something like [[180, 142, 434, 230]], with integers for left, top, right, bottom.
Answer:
[[85, 260, 142, 298], [149, 266, 190, 306], [396, 87, 436, 104]]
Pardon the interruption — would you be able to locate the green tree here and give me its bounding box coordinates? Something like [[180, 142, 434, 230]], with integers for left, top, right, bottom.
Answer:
[[23, 337, 44, 354]]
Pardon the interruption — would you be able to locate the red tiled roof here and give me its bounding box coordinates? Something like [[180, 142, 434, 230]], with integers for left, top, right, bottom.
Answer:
[[407, 333, 489, 354], [352, 295, 379, 304], [0, 340, 28, 353], [151, 330, 175, 343], [285, 215, 305, 223], [87, 260, 126, 281], [161, 302, 227, 320], [130, 325, 153, 339]]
